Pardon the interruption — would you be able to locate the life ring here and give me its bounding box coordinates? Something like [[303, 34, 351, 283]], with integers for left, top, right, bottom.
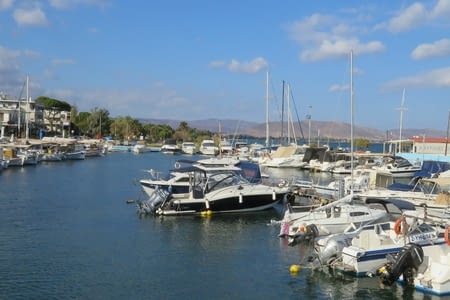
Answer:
[[445, 226, 450, 246], [393, 216, 405, 235]]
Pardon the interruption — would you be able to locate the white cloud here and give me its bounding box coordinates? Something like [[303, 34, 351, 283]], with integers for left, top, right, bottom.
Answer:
[[0, 46, 30, 93], [227, 57, 268, 74], [49, 0, 110, 9], [384, 67, 450, 89], [0, 0, 13, 10], [13, 6, 48, 26], [287, 13, 385, 62], [287, 14, 335, 44], [377, 0, 450, 33], [430, 0, 450, 18], [209, 57, 268, 74], [300, 38, 384, 62], [382, 2, 427, 33], [412, 38, 450, 60], [208, 60, 226, 68], [329, 84, 349, 92]]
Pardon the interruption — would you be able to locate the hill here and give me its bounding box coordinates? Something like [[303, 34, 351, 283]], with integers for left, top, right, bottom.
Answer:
[[139, 118, 448, 141]]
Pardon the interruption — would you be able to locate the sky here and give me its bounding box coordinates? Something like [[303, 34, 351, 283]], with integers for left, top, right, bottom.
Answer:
[[1, 0, 450, 132]]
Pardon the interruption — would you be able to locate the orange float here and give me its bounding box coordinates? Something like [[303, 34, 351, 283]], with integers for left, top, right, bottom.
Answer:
[[393, 216, 405, 235], [445, 226, 450, 246]]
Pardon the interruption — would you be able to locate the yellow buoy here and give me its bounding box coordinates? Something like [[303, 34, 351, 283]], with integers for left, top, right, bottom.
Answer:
[[289, 264, 301, 274], [201, 210, 212, 217]]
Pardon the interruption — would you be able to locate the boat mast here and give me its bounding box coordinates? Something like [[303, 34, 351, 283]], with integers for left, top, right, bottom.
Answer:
[[287, 83, 291, 144], [398, 88, 407, 153], [25, 74, 29, 141], [281, 80, 285, 145], [350, 50, 354, 196], [265, 71, 269, 147]]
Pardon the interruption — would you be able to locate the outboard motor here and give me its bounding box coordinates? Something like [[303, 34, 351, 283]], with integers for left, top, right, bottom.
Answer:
[[378, 243, 424, 286], [288, 224, 319, 246], [137, 188, 171, 214], [316, 235, 353, 266]]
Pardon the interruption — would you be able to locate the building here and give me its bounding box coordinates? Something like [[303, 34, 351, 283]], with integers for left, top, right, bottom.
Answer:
[[0, 93, 72, 140], [383, 136, 450, 163]]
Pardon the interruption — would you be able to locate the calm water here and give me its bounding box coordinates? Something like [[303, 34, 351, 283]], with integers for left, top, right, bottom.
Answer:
[[0, 152, 443, 299]]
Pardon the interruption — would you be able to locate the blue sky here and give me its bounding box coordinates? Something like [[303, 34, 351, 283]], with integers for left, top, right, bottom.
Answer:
[[1, 0, 450, 132]]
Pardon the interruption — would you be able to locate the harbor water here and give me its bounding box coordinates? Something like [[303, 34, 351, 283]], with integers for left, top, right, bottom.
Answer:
[[0, 152, 443, 299]]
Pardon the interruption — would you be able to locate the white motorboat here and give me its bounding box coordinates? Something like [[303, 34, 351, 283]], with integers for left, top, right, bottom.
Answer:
[[132, 141, 153, 154], [279, 195, 390, 245], [137, 161, 289, 216], [181, 142, 197, 155], [372, 155, 421, 178], [140, 169, 192, 199], [413, 230, 450, 296], [199, 139, 219, 156], [358, 177, 450, 221], [312, 198, 417, 266], [376, 227, 450, 296], [160, 139, 181, 154], [328, 212, 446, 277]]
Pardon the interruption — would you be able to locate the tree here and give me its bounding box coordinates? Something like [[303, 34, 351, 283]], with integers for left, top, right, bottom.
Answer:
[[354, 138, 370, 150], [173, 121, 192, 142], [88, 107, 111, 138], [109, 116, 141, 141], [35, 96, 72, 134]]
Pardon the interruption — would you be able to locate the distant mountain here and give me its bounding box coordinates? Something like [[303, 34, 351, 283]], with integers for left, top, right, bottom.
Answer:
[[138, 118, 448, 141]]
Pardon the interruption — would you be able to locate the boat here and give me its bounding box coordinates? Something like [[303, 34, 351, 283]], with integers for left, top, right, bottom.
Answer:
[[40, 143, 64, 161], [312, 198, 418, 267], [181, 142, 197, 155], [140, 168, 192, 199], [289, 168, 372, 202], [137, 161, 289, 216], [62, 143, 86, 160], [130, 141, 150, 154], [84, 143, 106, 157], [160, 139, 181, 154], [279, 195, 391, 245], [372, 155, 422, 178], [413, 232, 450, 296], [376, 228, 450, 296], [327, 212, 446, 277], [2, 146, 38, 166], [199, 139, 219, 156], [259, 144, 308, 168], [2, 147, 24, 167], [357, 177, 450, 221], [219, 138, 234, 155], [139, 159, 263, 199]]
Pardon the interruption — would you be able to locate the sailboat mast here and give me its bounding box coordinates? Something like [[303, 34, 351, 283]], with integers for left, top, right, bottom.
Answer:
[[265, 71, 269, 147], [350, 50, 354, 196], [281, 80, 285, 144], [398, 88, 406, 153], [25, 75, 29, 141], [287, 83, 291, 144]]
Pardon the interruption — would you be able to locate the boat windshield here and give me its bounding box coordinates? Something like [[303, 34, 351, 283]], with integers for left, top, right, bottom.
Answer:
[[204, 171, 249, 192]]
